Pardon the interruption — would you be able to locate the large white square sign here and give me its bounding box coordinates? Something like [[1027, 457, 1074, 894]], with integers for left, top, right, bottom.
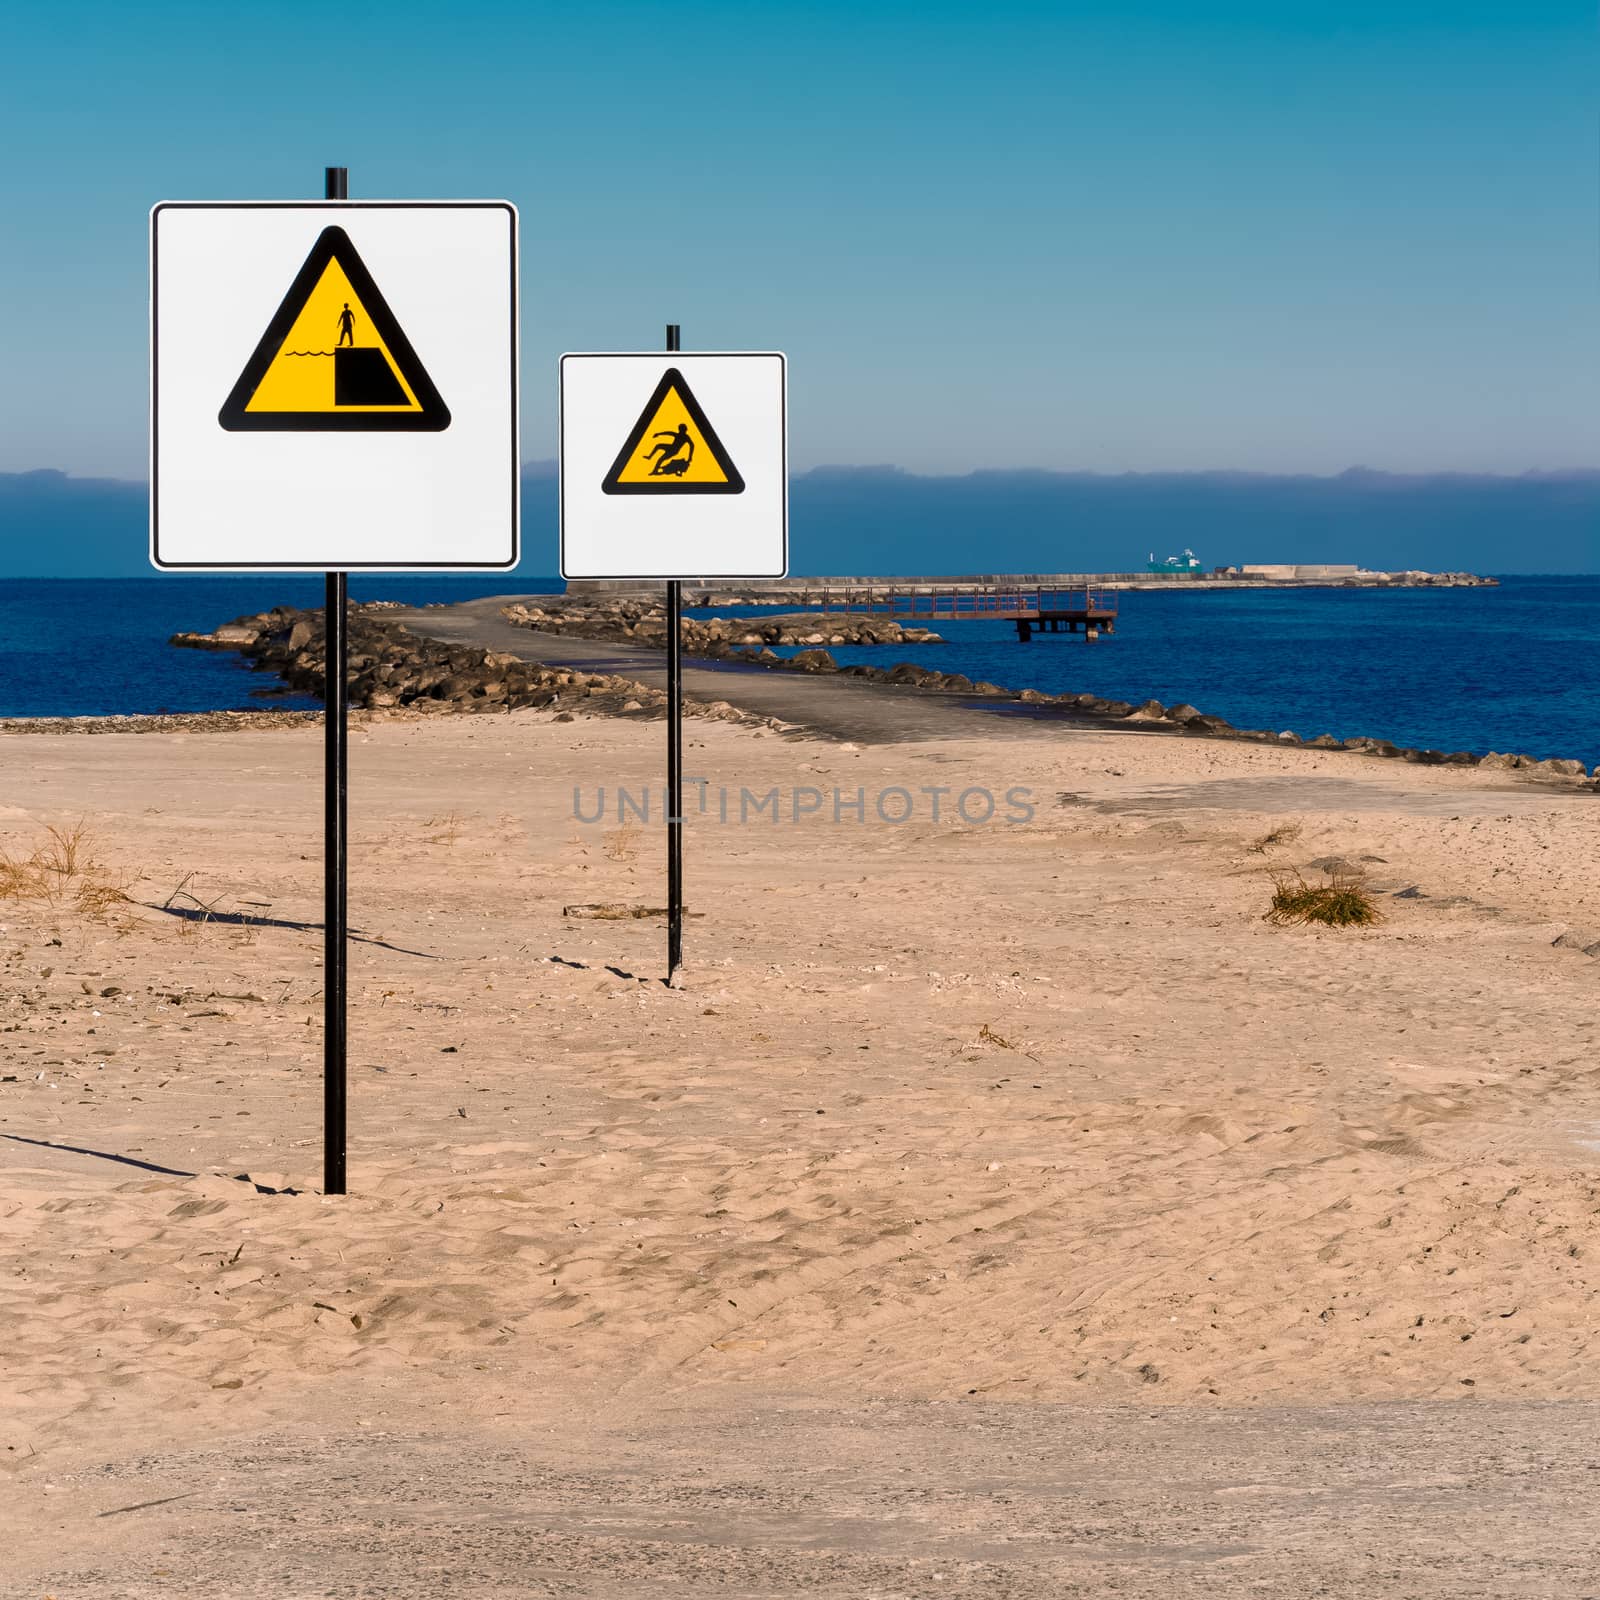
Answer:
[[560, 352, 787, 579], [151, 201, 518, 570]]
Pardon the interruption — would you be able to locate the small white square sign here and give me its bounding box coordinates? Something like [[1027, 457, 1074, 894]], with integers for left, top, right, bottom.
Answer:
[[560, 352, 787, 579], [151, 201, 519, 571]]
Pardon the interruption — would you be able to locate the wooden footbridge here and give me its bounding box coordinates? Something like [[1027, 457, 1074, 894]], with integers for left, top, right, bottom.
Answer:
[[815, 585, 1118, 641]]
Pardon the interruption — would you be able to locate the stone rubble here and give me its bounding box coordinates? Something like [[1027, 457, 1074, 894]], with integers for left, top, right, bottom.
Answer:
[[500, 600, 942, 652], [167, 607, 775, 731]]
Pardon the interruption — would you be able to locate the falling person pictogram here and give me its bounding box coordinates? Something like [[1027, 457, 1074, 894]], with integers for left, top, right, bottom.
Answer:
[[600, 368, 745, 495], [645, 423, 694, 477]]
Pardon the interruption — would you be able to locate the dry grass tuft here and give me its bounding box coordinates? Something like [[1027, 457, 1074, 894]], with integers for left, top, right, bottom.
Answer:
[[74, 877, 134, 921], [602, 826, 640, 864], [1265, 869, 1382, 928], [0, 820, 130, 921], [422, 811, 464, 848], [1248, 821, 1303, 854]]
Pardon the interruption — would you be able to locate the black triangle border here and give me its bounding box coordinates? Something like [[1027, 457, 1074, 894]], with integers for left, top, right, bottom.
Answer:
[[217, 225, 451, 432], [600, 367, 745, 495]]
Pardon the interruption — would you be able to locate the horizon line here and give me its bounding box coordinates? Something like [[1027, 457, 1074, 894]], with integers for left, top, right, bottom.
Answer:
[[6, 463, 1600, 490]]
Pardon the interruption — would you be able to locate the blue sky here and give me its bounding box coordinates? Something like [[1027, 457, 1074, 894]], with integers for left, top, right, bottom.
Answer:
[[0, 0, 1593, 479]]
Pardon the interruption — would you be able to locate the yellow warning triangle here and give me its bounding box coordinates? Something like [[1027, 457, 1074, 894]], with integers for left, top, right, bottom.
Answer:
[[219, 226, 449, 433], [601, 368, 744, 495]]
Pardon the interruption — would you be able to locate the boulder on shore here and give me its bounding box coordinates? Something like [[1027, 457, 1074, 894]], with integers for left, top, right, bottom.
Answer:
[[787, 649, 838, 673], [499, 602, 943, 652]]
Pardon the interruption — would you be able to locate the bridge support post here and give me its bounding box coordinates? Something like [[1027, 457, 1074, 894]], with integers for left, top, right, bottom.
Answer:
[[1016, 620, 1032, 642]]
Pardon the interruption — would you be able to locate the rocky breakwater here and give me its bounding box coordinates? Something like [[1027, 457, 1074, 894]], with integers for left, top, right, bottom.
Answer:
[[1369, 571, 1497, 588], [170, 606, 761, 727], [500, 600, 941, 655], [173, 607, 569, 713]]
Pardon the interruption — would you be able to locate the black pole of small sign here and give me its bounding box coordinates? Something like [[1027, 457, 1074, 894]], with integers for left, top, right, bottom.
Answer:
[[323, 165, 349, 1195], [665, 323, 684, 984]]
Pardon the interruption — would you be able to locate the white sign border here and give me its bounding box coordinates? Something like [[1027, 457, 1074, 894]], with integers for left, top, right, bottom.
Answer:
[[149, 199, 521, 573], [559, 351, 788, 581]]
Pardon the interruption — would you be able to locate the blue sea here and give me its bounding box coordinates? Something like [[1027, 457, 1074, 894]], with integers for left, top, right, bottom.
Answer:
[[730, 577, 1600, 766], [0, 576, 1594, 766], [0, 577, 562, 718]]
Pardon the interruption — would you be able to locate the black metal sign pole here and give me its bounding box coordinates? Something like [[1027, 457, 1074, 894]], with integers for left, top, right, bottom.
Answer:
[[665, 322, 684, 983], [323, 164, 349, 1194]]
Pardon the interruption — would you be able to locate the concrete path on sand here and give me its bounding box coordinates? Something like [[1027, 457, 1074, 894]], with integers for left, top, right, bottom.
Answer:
[[391, 595, 1174, 746]]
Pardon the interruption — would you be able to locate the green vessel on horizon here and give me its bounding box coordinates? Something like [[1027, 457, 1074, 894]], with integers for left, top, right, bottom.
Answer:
[[1147, 547, 1204, 574]]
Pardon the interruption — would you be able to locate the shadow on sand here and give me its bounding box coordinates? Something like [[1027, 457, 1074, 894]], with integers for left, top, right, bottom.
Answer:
[[139, 902, 440, 958]]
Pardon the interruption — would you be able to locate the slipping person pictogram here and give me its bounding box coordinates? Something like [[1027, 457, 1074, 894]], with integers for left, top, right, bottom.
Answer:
[[645, 423, 693, 476], [601, 367, 745, 496]]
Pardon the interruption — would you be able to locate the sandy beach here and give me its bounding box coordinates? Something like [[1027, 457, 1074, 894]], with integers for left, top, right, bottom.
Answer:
[[4, 695, 1600, 1596]]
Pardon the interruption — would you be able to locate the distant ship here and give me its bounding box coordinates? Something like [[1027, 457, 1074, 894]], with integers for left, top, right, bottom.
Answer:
[[1147, 548, 1203, 574]]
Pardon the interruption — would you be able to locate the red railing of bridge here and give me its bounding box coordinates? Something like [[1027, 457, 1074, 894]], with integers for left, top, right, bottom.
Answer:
[[815, 587, 1119, 621]]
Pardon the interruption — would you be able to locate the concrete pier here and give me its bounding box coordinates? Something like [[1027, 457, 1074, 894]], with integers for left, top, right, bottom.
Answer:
[[567, 568, 1495, 603]]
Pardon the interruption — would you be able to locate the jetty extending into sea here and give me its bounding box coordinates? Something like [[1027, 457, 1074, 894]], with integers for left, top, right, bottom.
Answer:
[[805, 584, 1124, 642], [570, 566, 1494, 604], [567, 567, 1493, 640]]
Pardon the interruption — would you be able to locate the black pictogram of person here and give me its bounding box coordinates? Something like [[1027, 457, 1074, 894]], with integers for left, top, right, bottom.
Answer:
[[644, 422, 693, 477], [336, 302, 356, 348]]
